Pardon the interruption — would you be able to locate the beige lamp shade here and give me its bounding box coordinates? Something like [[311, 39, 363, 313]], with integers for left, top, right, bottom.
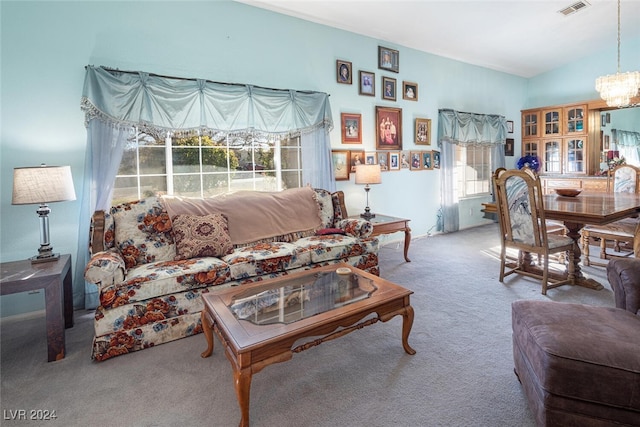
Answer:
[[12, 165, 76, 205], [355, 164, 382, 185]]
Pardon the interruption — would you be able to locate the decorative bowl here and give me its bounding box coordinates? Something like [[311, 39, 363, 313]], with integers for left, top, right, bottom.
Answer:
[[555, 188, 582, 197]]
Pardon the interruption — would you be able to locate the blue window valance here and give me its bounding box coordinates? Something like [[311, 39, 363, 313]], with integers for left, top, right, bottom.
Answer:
[[438, 109, 507, 146], [612, 129, 640, 147], [81, 65, 333, 136]]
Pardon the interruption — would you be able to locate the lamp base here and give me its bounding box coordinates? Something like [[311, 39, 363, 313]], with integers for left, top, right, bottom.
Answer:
[[30, 253, 60, 264], [360, 212, 376, 220]]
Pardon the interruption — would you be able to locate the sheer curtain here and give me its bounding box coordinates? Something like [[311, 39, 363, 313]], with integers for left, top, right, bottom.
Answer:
[[437, 109, 507, 233], [76, 66, 334, 308], [613, 129, 640, 166]]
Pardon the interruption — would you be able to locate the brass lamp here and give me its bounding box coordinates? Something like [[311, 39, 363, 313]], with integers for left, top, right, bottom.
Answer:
[[355, 164, 382, 220], [12, 164, 76, 263]]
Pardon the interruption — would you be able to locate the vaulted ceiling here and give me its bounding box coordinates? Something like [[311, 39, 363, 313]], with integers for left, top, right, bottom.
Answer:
[[238, 0, 640, 78]]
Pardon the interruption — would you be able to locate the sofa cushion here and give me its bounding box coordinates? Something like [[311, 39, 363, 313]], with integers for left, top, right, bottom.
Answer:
[[98, 258, 230, 309], [222, 242, 312, 280], [112, 197, 176, 269], [294, 234, 370, 263], [314, 188, 335, 228], [171, 213, 233, 260]]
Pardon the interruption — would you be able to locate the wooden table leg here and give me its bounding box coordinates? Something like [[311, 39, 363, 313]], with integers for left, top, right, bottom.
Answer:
[[200, 310, 215, 358], [402, 304, 416, 355], [403, 224, 412, 262], [564, 221, 604, 291], [234, 367, 252, 427]]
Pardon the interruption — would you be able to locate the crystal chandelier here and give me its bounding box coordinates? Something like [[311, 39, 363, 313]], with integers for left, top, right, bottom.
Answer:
[[595, 0, 640, 108]]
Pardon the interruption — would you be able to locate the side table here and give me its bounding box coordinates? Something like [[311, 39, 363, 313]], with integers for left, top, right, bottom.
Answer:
[[352, 214, 412, 262], [0, 254, 73, 361]]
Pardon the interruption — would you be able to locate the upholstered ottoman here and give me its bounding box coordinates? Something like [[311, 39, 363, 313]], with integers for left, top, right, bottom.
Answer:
[[511, 300, 640, 426]]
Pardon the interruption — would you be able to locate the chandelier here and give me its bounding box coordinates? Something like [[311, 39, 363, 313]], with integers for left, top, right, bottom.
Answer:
[[595, 0, 640, 107]]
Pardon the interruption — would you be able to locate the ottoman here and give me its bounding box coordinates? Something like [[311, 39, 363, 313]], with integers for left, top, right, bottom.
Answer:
[[511, 300, 640, 426]]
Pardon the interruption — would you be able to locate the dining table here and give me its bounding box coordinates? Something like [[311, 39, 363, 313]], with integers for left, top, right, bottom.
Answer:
[[483, 191, 640, 290]]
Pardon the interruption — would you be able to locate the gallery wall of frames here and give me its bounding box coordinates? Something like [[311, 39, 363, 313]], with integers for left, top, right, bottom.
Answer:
[[333, 46, 441, 181]]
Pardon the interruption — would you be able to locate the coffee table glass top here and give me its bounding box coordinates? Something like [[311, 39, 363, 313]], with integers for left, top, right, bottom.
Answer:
[[228, 269, 377, 325]]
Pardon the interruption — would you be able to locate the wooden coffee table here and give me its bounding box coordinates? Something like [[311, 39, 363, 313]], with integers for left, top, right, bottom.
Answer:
[[200, 263, 415, 427]]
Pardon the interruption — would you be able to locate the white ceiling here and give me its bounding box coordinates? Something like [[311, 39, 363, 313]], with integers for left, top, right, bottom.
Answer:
[[237, 0, 640, 78]]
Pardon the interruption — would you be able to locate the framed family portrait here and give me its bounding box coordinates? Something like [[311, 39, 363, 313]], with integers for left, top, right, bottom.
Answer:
[[336, 60, 352, 84], [402, 81, 418, 101], [382, 76, 396, 101], [365, 151, 377, 165], [377, 152, 390, 171], [410, 151, 422, 170], [350, 150, 365, 172], [433, 151, 441, 169], [422, 151, 433, 169], [341, 113, 362, 144], [389, 152, 400, 171], [415, 118, 431, 145], [376, 106, 402, 150], [506, 120, 514, 133], [378, 46, 399, 73], [359, 71, 375, 96], [331, 150, 350, 181]]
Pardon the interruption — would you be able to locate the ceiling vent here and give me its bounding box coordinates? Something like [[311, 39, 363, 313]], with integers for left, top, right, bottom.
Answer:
[[559, 1, 591, 16]]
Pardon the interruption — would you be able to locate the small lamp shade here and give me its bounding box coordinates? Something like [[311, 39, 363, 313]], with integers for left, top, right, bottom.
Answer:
[[12, 164, 76, 263], [355, 164, 382, 185], [12, 165, 76, 205]]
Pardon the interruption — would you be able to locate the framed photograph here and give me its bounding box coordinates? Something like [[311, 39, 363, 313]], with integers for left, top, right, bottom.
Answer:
[[415, 118, 431, 145], [402, 81, 418, 101], [341, 113, 362, 144], [365, 151, 377, 165], [410, 151, 422, 170], [433, 151, 441, 169], [378, 46, 399, 73], [400, 151, 411, 169], [505, 138, 515, 157], [376, 106, 402, 150], [389, 152, 400, 171], [377, 151, 389, 171], [350, 150, 365, 172], [359, 71, 375, 96], [382, 76, 397, 101], [331, 150, 350, 181], [604, 135, 610, 150], [336, 60, 352, 84], [422, 151, 433, 170], [506, 120, 514, 134]]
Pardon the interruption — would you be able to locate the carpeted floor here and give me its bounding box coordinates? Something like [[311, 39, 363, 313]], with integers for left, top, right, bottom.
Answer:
[[0, 223, 615, 426]]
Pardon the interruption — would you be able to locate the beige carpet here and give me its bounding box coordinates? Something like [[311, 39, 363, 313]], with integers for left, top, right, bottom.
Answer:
[[0, 223, 615, 426]]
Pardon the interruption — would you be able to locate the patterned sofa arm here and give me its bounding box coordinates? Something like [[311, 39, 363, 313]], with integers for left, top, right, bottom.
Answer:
[[336, 218, 373, 238], [85, 250, 126, 287]]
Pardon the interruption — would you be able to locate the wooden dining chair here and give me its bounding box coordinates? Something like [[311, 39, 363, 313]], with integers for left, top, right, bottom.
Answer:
[[582, 164, 640, 266], [493, 168, 575, 295]]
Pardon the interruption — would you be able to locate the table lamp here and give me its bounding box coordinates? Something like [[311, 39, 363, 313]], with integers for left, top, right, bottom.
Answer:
[[355, 164, 381, 220], [12, 164, 76, 263]]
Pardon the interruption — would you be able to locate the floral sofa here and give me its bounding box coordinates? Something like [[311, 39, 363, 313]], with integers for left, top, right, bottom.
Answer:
[[84, 187, 378, 361]]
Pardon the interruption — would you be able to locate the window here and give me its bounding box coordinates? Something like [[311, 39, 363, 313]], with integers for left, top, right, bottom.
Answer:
[[454, 144, 492, 198], [112, 129, 303, 204]]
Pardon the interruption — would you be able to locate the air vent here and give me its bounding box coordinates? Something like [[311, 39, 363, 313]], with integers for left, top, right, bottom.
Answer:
[[558, 1, 590, 16]]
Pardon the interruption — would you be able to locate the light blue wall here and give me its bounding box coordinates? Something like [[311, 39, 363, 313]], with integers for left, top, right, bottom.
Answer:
[[0, 1, 632, 316]]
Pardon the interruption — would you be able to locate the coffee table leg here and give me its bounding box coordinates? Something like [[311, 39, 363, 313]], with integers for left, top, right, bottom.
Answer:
[[402, 305, 416, 355], [200, 310, 214, 358], [234, 367, 252, 427]]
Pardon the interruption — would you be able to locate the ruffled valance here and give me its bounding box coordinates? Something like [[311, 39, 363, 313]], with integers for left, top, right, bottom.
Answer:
[[438, 109, 506, 146], [612, 129, 640, 147], [81, 65, 333, 137]]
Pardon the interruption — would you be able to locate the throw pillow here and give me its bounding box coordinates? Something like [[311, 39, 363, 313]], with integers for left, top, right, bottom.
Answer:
[[171, 213, 233, 260], [315, 228, 346, 236]]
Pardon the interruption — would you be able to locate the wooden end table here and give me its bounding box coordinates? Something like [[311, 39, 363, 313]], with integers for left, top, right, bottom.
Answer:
[[0, 254, 73, 361], [352, 214, 412, 262], [200, 263, 415, 426]]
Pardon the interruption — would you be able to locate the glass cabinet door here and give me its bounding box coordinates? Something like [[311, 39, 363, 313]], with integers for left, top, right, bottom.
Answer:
[[543, 109, 561, 136], [543, 139, 561, 173], [522, 112, 539, 138], [565, 138, 585, 173], [523, 141, 539, 158], [564, 106, 586, 134]]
